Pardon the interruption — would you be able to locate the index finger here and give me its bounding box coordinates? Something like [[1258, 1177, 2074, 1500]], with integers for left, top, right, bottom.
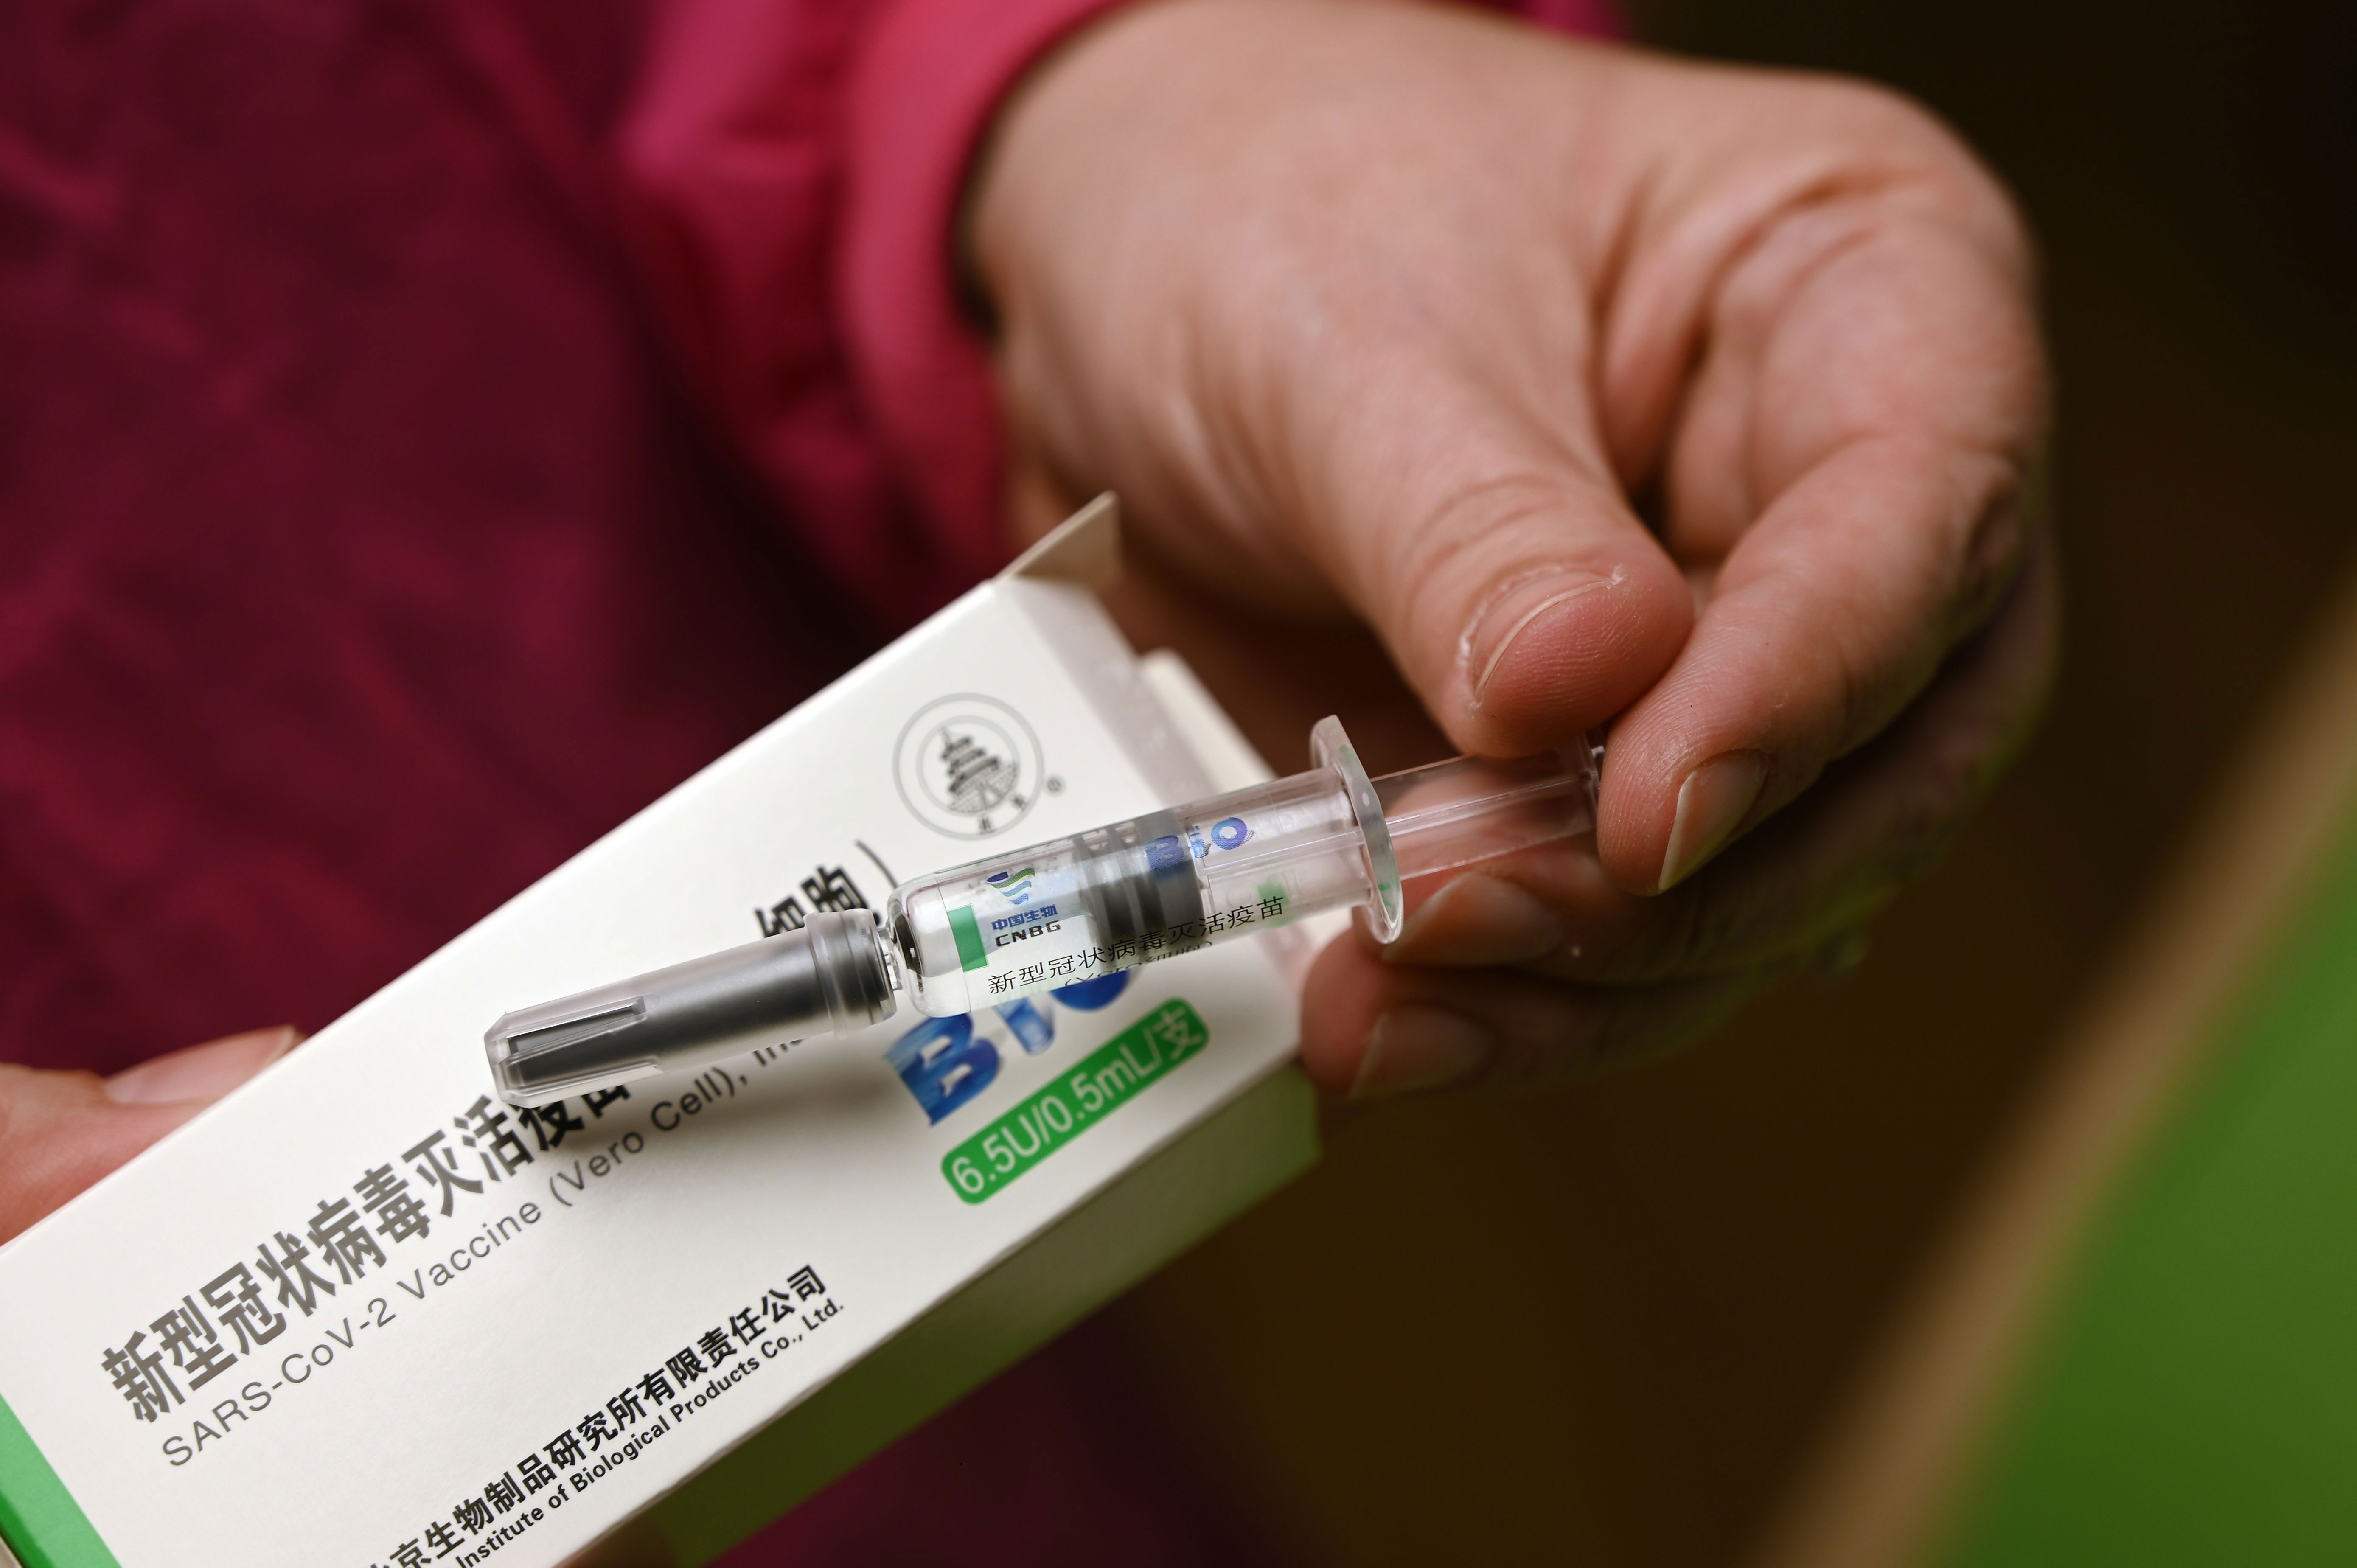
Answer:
[[1594, 183, 2045, 894]]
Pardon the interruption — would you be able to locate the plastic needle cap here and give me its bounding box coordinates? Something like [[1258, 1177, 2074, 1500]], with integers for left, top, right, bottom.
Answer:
[[483, 910, 896, 1107]]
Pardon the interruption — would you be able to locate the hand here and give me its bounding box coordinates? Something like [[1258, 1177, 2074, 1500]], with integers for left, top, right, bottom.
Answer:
[[969, 0, 2054, 1095], [0, 1027, 299, 1243]]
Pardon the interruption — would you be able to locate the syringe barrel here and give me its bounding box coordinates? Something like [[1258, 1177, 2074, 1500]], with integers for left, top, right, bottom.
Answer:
[[480, 718, 1603, 1106], [1377, 740, 1601, 882], [852, 718, 1606, 1017], [886, 762, 1373, 1015]]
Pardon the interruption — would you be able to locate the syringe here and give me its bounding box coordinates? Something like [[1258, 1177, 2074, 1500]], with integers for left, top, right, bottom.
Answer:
[[484, 718, 1601, 1107]]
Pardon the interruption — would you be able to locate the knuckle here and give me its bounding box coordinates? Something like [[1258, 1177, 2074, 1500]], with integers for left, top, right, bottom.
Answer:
[[1799, 76, 2032, 266], [1394, 470, 1574, 594], [1608, 868, 1774, 984], [1485, 992, 1608, 1089], [1882, 787, 1970, 887], [1385, 466, 1608, 681], [1664, 862, 1779, 972], [1953, 478, 2031, 634], [1783, 73, 1964, 171], [1824, 76, 1942, 138], [1878, 724, 1989, 884], [1965, 171, 2038, 274], [1824, 620, 1887, 764], [1506, 972, 1758, 1084], [1587, 982, 1731, 1067]]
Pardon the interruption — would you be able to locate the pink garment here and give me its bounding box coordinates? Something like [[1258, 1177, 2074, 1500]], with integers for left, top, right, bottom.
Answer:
[[1, 0, 1604, 1560], [619, 0, 1619, 625]]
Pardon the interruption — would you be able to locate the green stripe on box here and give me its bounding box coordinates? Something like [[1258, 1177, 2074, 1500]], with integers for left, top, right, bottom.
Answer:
[[948, 906, 988, 971], [0, 1392, 118, 1568]]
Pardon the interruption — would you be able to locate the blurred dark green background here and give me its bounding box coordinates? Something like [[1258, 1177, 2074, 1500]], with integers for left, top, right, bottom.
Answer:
[[1107, 2, 2357, 1562]]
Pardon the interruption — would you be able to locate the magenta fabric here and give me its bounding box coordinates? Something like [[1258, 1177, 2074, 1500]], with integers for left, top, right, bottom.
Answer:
[[620, 0, 1134, 624], [2, 0, 1604, 1560], [620, 0, 1622, 622]]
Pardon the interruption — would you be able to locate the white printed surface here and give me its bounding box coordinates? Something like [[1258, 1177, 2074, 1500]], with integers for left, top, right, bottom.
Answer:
[[0, 580, 1299, 1568]]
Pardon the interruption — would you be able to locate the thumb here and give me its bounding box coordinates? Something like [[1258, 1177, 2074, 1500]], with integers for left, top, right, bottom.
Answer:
[[1308, 384, 1692, 757], [102, 1024, 303, 1105], [0, 1027, 302, 1243]]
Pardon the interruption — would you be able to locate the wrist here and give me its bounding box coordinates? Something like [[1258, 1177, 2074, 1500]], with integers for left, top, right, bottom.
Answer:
[[965, 0, 1297, 323]]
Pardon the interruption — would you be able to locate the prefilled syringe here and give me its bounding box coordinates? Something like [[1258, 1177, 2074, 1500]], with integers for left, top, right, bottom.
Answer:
[[484, 718, 1600, 1107]]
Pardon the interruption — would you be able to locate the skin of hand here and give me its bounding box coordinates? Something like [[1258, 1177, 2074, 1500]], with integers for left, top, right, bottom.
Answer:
[[968, 0, 2056, 1097], [0, 1027, 300, 1243]]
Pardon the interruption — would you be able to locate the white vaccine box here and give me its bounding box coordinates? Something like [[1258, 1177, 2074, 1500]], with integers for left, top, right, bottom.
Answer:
[[0, 498, 1319, 1568]]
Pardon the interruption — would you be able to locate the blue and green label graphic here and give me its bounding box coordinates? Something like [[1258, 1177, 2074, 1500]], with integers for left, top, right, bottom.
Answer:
[[941, 1000, 1209, 1203]]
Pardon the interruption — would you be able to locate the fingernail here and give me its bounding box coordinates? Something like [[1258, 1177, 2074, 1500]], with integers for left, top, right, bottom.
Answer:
[[1465, 570, 1621, 711], [1351, 1005, 1495, 1100], [1389, 875, 1562, 965], [105, 1025, 302, 1105], [1658, 752, 1767, 892]]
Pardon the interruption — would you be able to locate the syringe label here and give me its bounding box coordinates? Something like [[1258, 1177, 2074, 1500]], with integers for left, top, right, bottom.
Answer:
[[948, 906, 990, 971], [970, 893, 1290, 1001], [941, 999, 1210, 1204], [945, 857, 1092, 987]]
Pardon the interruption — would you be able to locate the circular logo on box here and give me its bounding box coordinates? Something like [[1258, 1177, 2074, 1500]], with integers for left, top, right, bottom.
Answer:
[[895, 695, 1044, 839]]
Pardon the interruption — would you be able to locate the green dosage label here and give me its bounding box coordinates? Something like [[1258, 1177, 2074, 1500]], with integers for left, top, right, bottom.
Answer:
[[943, 999, 1210, 1204]]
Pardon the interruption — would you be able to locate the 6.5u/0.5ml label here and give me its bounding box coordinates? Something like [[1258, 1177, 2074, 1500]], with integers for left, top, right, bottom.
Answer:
[[942, 1001, 1209, 1204]]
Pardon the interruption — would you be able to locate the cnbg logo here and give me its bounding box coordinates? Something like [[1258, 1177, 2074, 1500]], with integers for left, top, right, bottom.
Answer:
[[986, 865, 1039, 903], [895, 694, 1047, 839]]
